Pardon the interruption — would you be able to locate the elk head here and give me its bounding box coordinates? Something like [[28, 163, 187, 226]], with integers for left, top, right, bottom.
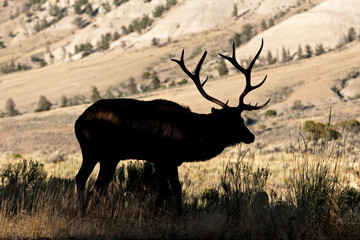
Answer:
[[171, 39, 270, 144]]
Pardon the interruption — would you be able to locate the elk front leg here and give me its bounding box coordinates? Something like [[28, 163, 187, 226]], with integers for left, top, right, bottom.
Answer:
[[168, 166, 182, 214]]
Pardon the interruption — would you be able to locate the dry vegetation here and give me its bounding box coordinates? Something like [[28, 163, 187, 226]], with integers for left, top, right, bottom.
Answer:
[[0, 126, 359, 239]]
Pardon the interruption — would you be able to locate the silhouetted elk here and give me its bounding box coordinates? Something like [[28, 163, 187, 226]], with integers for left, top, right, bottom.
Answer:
[[75, 39, 270, 213]]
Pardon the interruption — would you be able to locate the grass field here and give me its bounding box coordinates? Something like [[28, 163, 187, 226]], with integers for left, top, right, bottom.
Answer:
[[0, 127, 359, 239]]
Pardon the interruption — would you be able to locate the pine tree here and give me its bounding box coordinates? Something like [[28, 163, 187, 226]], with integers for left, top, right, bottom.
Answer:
[[315, 43, 325, 56], [261, 19, 267, 30], [232, 4, 238, 17], [266, 50, 276, 65], [91, 86, 101, 102], [217, 58, 228, 76], [297, 45, 303, 59], [304, 44, 313, 58]]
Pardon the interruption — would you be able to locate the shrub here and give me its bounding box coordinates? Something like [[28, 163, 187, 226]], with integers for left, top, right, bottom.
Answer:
[[151, 71, 160, 89], [0, 159, 47, 189], [35, 95, 52, 112], [264, 109, 277, 117], [303, 120, 341, 141], [151, 37, 159, 46], [221, 153, 270, 216], [178, 78, 188, 85], [113, 0, 128, 7], [142, 71, 151, 79], [201, 188, 220, 207], [5, 98, 19, 116], [127, 77, 138, 95], [73, 16, 87, 29], [290, 100, 304, 111], [337, 119, 360, 134]]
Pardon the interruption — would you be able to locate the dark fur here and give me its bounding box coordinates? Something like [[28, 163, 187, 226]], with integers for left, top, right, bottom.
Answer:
[[75, 98, 255, 212]]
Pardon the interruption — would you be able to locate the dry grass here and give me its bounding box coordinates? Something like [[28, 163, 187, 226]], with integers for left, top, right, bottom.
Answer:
[[0, 129, 359, 239]]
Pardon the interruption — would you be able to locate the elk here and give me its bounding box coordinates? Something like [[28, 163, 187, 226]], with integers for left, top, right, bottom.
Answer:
[[74, 39, 270, 213]]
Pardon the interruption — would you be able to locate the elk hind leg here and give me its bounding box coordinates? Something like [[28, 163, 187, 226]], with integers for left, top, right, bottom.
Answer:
[[94, 160, 118, 196], [75, 153, 97, 200]]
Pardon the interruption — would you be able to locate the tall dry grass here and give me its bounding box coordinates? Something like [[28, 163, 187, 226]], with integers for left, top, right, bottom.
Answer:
[[0, 126, 359, 239]]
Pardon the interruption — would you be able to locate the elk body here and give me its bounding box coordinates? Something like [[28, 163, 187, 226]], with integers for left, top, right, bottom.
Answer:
[[75, 40, 270, 213]]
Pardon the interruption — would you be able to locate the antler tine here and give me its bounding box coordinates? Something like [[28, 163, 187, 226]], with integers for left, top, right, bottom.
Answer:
[[172, 50, 228, 108], [219, 38, 270, 111]]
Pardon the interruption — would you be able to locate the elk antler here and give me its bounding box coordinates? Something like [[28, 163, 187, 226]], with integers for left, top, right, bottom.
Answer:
[[219, 39, 270, 111], [171, 50, 228, 108]]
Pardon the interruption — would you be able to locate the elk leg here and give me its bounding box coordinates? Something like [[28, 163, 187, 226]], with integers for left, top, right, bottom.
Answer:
[[75, 155, 97, 199], [94, 160, 118, 196], [155, 163, 171, 209], [168, 166, 182, 214]]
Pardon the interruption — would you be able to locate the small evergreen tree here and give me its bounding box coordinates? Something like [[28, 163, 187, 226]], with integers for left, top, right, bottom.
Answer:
[[230, 33, 241, 47], [232, 4, 238, 17], [297, 45, 303, 59], [242, 24, 254, 42], [266, 50, 276, 65], [105, 88, 115, 99], [281, 47, 290, 62], [347, 27, 356, 43], [261, 19, 267, 30], [315, 43, 325, 56], [217, 58, 228, 76], [304, 44, 313, 58], [268, 18, 274, 27], [90, 86, 101, 102]]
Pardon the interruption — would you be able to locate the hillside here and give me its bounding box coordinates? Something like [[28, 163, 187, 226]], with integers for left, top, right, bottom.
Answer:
[[0, 0, 359, 157]]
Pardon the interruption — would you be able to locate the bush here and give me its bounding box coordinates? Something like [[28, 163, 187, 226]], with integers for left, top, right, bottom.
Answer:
[[0, 159, 47, 189], [5, 98, 19, 116], [35, 95, 52, 112], [290, 100, 304, 111], [178, 78, 188, 85], [303, 120, 341, 141], [151, 37, 159, 46], [201, 188, 220, 207], [221, 153, 270, 216], [264, 109, 277, 117], [337, 119, 360, 134]]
